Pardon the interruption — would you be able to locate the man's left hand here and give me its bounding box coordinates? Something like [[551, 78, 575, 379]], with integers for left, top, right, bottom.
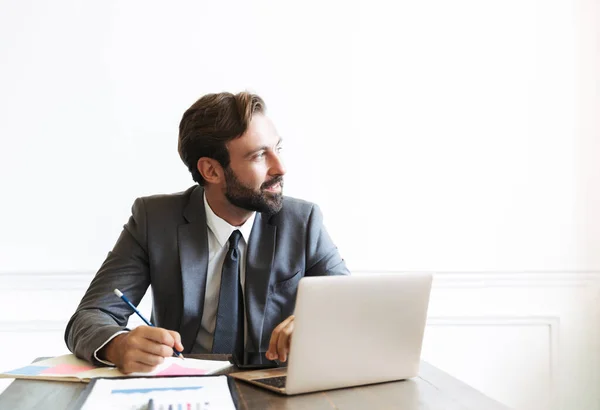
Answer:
[[266, 315, 295, 362]]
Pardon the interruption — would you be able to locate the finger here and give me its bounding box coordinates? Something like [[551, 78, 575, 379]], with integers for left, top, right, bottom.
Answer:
[[137, 339, 174, 358], [276, 321, 294, 362], [168, 330, 184, 352], [266, 329, 280, 360], [281, 315, 295, 327], [133, 327, 183, 356], [124, 330, 172, 358], [267, 315, 294, 360], [141, 327, 176, 347], [129, 325, 154, 337]]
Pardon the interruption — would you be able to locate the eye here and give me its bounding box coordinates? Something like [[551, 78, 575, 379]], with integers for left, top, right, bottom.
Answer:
[[254, 151, 266, 159], [276, 146, 283, 154]]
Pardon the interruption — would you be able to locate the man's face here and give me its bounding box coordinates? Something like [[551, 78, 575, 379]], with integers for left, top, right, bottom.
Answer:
[[223, 114, 286, 214]]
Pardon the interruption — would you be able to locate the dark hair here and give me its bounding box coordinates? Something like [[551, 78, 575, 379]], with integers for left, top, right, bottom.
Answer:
[[178, 91, 266, 185]]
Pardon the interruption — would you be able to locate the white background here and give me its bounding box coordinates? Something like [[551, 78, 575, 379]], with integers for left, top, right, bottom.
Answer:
[[0, 1, 598, 409]]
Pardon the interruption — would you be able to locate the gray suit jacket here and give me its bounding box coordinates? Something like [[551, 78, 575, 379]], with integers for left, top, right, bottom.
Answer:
[[65, 185, 349, 364]]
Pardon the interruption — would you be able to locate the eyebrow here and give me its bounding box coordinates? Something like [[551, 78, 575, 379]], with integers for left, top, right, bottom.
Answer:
[[243, 137, 283, 159]]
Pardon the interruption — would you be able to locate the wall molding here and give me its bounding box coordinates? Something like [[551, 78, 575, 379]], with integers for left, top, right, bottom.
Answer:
[[357, 270, 600, 288], [426, 315, 561, 410], [0, 276, 593, 410], [427, 315, 559, 382]]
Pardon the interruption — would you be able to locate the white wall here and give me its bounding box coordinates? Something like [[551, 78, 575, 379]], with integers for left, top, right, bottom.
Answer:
[[0, 1, 598, 409]]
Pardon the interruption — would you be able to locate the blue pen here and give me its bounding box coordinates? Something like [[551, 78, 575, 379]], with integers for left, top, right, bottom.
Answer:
[[113, 288, 185, 359]]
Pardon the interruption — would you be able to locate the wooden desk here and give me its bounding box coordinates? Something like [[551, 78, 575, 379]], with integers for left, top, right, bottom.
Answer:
[[0, 356, 511, 410]]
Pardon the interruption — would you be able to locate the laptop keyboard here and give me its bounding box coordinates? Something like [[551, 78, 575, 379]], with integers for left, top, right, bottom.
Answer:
[[253, 376, 287, 389]]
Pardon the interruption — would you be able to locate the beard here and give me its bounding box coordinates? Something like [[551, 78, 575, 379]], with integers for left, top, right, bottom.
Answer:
[[224, 167, 284, 215]]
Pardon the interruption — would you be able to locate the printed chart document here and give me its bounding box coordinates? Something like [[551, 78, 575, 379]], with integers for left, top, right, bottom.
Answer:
[[80, 376, 236, 410], [0, 354, 233, 383]]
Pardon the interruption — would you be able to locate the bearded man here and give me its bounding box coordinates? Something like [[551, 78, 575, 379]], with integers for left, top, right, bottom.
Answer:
[[64, 91, 349, 373]]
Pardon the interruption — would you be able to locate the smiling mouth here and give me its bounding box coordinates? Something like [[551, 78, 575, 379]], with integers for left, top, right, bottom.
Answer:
[[263, 182, 281, 192], [262, 177, 283, 191]]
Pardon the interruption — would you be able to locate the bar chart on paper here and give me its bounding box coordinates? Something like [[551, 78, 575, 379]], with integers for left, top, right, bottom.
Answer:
[[79, 376, 236, 410]]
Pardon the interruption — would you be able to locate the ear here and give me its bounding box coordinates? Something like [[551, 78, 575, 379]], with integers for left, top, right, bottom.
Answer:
[[197, 157, 224, 185]]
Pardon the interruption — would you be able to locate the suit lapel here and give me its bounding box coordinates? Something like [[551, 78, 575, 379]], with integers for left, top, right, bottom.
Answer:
[[178, 186, 209, 352], [244, 213, 276, 352]]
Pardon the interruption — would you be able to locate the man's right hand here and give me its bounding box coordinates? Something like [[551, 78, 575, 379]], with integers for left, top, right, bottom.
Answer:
[[99, 326, 184, 374]]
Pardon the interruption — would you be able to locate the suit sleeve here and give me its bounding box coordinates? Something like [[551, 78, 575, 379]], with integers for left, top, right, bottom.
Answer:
[[305, 204, 350, 276], [64, 197, 152, 364]]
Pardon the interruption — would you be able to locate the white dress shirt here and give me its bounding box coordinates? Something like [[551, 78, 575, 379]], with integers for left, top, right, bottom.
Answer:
[[195, 193, 255, 352], [94, 193, 255, 364]]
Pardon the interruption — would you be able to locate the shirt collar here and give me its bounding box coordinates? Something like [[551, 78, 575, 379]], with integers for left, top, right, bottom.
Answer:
[[203, 193, 256, 247]]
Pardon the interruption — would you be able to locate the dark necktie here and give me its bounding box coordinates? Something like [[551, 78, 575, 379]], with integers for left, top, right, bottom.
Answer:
[[212, 230, 244, 357]]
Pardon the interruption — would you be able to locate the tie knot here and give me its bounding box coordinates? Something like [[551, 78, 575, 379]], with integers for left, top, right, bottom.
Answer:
[[228, 230, 242, 249]]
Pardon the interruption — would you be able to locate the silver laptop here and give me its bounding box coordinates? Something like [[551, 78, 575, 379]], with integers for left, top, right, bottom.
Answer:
[[230, 273, 432, 395]]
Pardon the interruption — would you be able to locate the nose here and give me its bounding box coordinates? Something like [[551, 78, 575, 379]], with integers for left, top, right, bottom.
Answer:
[[270, 151, 286, 176]]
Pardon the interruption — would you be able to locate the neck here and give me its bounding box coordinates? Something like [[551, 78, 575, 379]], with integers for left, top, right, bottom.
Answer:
[[204, 186, 253, 227]]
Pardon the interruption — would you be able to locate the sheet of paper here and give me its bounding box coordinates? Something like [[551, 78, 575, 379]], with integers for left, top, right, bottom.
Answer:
[[0, 354, 233, 382], [77, 357, 233, 380], [129, 357, 233, 377], [80, 376, 236, 410], [1, 355, 97, 380]]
